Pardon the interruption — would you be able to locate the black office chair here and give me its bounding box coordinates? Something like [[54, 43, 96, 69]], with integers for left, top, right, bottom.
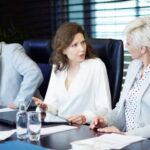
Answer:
[[89, 38, 124, 108], [23, 39, 52, 98], [23, 38, 124, 109]]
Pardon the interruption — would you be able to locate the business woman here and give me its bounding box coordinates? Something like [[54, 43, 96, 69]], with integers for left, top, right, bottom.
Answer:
[[33, 22, 111, 125], [90, 17, 150, 138]]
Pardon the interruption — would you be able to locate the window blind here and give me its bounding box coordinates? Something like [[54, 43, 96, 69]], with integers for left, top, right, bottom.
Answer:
[[51, 0, 150, 83]]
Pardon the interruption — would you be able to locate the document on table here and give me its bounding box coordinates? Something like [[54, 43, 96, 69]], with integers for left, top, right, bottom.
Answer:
[[0, 130, 16, 141], [41, 125, 77, 135], [0, 107, 15, 112], [71, 133, 146, 149]]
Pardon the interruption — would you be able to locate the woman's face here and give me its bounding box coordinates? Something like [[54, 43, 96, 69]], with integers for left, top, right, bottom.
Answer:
[[125, 36, 141, 59], [63, 33, 87, 65]]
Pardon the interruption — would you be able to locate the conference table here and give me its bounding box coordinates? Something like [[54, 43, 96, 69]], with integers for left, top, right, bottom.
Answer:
[[1, 122, 150, 150]]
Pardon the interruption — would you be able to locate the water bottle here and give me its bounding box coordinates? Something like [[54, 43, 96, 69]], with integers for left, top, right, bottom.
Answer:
[[16, 100, 28, 140]]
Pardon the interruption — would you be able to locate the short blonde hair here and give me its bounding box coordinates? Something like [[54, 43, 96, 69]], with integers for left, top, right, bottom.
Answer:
[[124, 17, 150, 50]]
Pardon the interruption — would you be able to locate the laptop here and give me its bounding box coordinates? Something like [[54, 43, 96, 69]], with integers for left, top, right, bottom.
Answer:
[[0, 107, 17, 126]]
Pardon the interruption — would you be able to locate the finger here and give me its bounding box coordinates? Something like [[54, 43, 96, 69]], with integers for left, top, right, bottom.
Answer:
[[72, 116, 86, 125], [81, 115, 86, 124], [8, 103, 17, 109], [40, 103, 48, 111], [97, 128, 109, 133], [67, 116, 76, 121], [68, 116, 82, 124], [99, 118, 105, 124], [34, 101, 41, 106], [90, 118, 99, 129], [98, 127, 115, 133], [71, 118, 82, 124], [37, 102, 42, 107], [39, 103, 45, 108], [32, 97, 40, 102]]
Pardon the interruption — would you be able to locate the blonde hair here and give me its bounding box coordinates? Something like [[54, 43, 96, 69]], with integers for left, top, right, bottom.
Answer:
[[124, 17, 150, 50]]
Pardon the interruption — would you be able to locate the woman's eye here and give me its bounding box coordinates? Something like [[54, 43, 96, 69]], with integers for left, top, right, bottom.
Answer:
[[72, 43, 78, 47], [71, 40, 85, 47], [81, 40, 86, 45], [126, 42, 130, 46]]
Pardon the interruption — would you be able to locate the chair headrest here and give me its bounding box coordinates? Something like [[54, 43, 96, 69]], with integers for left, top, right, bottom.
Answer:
[[23, 40, 52, 63], [89, 38, 124, 108], [90, 38, 123, 70]]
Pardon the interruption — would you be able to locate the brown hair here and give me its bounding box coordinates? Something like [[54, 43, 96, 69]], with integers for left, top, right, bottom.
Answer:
[[50, 22, 96, 72]]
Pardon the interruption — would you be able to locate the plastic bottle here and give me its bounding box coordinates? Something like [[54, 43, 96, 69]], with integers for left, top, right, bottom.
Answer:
[[16, 100, 28, 140]]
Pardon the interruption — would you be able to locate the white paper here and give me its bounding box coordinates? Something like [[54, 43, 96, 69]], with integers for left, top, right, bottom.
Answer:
[[41, 125, 77, 135], [0, 107, 15, 112], [0, 130, 16, 141], [71, 133, 146, 149]]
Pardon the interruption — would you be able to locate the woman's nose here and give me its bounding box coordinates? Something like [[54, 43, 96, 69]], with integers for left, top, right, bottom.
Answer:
[[78, 44, 84, 51]]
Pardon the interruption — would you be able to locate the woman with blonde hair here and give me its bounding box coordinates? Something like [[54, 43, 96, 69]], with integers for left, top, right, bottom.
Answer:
[[90, 17, 150, 138]]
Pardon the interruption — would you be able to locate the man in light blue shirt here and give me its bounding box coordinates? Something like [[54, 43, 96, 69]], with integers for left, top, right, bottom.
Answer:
[[0, 41, 43, 108]]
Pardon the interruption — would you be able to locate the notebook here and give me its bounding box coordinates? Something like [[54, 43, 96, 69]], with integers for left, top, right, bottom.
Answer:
[[41, 113, 69, 125]]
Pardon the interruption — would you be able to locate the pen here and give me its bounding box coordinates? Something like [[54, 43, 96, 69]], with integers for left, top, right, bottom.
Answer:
[[56, 115, 72, 125]]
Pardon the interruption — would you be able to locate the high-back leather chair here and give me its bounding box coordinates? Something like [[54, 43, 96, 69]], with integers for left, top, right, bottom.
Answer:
[[23, 38, 124, 108], [90, 38, 124, 108], [23, 40, 52, 98]]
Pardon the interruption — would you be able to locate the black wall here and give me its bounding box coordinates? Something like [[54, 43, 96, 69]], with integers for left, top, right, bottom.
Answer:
[[0, 0, 54, 43]]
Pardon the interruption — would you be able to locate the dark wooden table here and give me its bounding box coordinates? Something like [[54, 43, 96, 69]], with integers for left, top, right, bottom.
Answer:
[[1, 123, 150, 150]]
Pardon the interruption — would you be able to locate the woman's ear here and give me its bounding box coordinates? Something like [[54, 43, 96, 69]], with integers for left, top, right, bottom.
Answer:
[[63, 49, 66, 55], [140, 46, 147, 54]]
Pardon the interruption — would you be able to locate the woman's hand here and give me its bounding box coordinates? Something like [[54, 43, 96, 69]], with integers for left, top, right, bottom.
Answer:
[[90, 116, 108, 130], [32, 97, 48, 111], [8, 103, 17, 109], [67, 115, 86, 125], [97, 126, 122, 134]]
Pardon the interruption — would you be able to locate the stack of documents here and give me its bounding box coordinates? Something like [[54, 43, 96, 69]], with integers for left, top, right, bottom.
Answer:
[[0, 107, 15, 112], [71, 133, 146, 150], [0, 130, 16, 141], [41, 125, 77, 135]]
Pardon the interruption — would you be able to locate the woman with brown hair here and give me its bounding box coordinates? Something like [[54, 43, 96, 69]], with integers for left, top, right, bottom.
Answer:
[[33, 22, 111, 125]]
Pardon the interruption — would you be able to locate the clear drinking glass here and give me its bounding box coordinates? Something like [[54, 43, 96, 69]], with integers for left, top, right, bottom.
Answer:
[[27, 111, 41, 141], [16, 100, 28, 140]]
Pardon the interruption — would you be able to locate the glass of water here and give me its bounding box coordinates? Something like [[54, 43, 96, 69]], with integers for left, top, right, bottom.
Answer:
[[16, 100, 28, 140], [27, 111, 41, 141]]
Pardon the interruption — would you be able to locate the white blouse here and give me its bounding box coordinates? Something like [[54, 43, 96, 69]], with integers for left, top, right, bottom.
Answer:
[[125, 64, 150, 131], [44, 58, 111, 122]]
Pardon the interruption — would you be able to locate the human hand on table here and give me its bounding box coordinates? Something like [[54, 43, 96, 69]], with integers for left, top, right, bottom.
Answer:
[[67, 115, 86, 125], [32, 97, 48, 111]]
